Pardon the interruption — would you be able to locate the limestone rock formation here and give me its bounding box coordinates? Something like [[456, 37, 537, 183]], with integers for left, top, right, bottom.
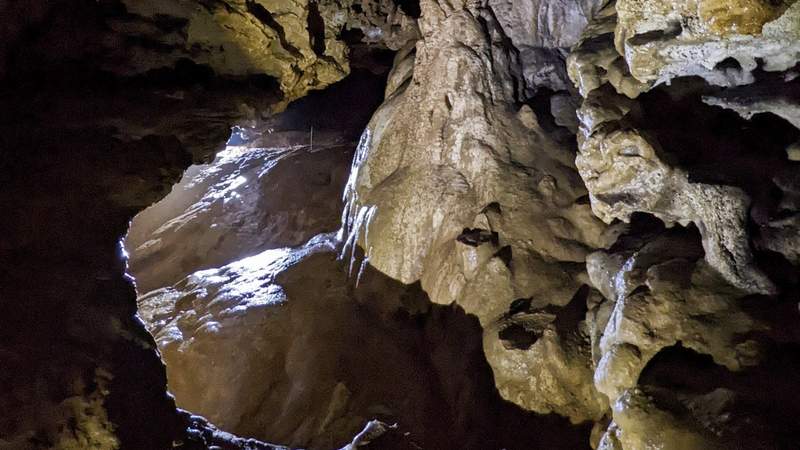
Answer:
[[484, 287, 609, 423], [137, 238, 590, 450], [113, 0, 349, 100], [5, 0, 800, 448], [575, 119, 776, 294], [615, 0, 800, 87], [112, 0, 419, 103], [587, 231, 759, 398], [336, 0, 627, 423], [126, 96, 593, 448], [326, 0, 421, 50], [566, 4, 650, 99], [487, 0, 606, 92], [0, 0, 413, 447], [126, 135, 354, 292], [568, 5, 786, 295], [338, 0, 800, 446], [562, 1, 800, 447], [702, 75, 800, 129], [344, 0, 615, 316]]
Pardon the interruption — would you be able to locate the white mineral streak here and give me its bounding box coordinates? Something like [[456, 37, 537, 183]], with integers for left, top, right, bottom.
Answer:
[[338, 129, 379, 280]]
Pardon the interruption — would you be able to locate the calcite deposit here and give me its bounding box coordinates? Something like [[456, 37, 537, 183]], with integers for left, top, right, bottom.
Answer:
[[336, 0, 800, 446], [340, 0, 618, 423], [564, 0, 800, 447], [615, 0, 800, 86], [3, 0, 800, 449]]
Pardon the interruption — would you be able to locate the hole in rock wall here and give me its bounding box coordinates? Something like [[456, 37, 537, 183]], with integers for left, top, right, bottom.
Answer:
[[307, 1, 327, 57], [627, 75, 800, 286], [632, 77, 800, 198], [637, 342, 800, 449], [122, 67, 592, 449], [392, 0, 421, 19]]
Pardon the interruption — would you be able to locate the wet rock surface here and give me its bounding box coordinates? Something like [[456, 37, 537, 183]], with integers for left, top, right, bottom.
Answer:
[[126, 137, 354, 293], [4, 0, 800, 448], [137, 238, 590, 450], [126, 67, 390, 293], [0, 0, 407, 448], [339, 0, 621, 424]]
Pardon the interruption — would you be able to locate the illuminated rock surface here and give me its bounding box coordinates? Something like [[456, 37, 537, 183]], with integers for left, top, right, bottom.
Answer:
[[126, 140, 355, 292], [137, 237, 588, 449], [337, 0, 800, 446], [339, 0, 619, 424], [0, 1, 407, 448], [614, 0, 800, 87], [129, 96, 589, 447], [564, 1, 800, 447], [3, 0, 800, 449]]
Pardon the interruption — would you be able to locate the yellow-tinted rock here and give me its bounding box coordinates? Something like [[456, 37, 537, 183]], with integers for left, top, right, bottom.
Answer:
[[615, 0, 800, 86], [700, 0, 792, 36], [338, 0, 618, 420], [119, 0, 352, 103], [600, 390, 725, 450]]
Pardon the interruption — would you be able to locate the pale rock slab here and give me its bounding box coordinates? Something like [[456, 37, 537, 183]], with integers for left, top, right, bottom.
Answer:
[[615, 0, 800, 87], [127, 135, 353, 292]]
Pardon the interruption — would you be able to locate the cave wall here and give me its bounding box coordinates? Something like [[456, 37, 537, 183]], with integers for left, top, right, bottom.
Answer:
[[3, 0, 800, 449], [343, 0, 800, 448], [0, 0, 412, 448], [123, 89, 592, 449]]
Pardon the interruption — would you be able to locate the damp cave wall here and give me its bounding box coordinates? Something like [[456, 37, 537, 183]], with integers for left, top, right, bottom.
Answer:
[[3, 0, 800, 449]]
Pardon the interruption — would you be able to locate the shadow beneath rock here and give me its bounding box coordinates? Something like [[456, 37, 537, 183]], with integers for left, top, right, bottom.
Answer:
[[274, 250, 593, 450]]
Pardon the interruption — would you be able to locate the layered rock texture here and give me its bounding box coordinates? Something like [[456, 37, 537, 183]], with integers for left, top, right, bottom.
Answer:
[[339, 0, 800, 448], [3, 0, 800, 449]]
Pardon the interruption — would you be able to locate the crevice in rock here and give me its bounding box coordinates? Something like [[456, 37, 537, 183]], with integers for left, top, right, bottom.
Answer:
[[630, 77, 800, 200], [499, 323, 540, 350], [481, 201, 502, 215], [549, 285, 590, 336], [714, 57, 743, 72], [638, 343, 733, 394], [307, 0, 327, 57], [494, 245, 513, 267], [266, 68, 391, 136], [245, 0, 303, 58], [637, 341, 800, 449], [456, 228, 499, 247], [627, 20, 682, 46], [392, 0, 421, 19]]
